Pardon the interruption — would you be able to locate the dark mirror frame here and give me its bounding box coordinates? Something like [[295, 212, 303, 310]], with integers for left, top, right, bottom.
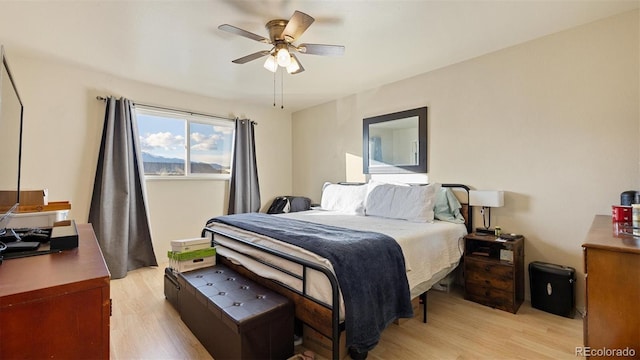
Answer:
[[362, 106, 427, 174]]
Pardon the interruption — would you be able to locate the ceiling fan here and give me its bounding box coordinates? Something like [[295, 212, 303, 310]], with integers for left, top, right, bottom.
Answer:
[[218, 10, 345, 75]]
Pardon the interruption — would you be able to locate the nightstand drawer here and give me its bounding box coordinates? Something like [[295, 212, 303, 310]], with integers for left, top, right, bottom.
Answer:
[[465, 259, 514, 291], [465, 283, 515, 312]]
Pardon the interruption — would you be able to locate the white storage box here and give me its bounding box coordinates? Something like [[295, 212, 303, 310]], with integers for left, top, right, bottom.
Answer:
[[7, 210, 69, 228], [172, 256, 216, 273], [171, 237, 210, 252]]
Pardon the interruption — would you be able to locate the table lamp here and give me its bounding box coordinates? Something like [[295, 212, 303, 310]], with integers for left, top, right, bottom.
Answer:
[[469, 190, 504, 234]]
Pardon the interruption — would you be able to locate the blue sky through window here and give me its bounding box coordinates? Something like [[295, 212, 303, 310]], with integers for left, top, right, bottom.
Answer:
[[190, 122, 233, 167], [137, 113, 185, 160]]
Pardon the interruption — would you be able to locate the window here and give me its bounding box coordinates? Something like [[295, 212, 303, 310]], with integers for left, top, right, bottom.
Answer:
[[135, 106, 234, 178]]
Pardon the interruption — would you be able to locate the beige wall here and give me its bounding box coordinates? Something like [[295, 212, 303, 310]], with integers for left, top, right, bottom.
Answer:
[[292, 10, 640, 310], [8, 53, 292, 262]]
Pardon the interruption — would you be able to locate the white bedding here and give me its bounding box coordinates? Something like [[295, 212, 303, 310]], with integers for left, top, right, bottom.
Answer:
[[209, 209, 467, 320]]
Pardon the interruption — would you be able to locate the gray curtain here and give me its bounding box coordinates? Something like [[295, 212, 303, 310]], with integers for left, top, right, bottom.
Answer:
[[89, 97, 157, 279], [228, 118, 261, 214]]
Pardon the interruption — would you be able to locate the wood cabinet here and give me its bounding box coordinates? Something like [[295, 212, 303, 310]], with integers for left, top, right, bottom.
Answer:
[[0, 223, 110, 359], [583, 215, 639, 357], [464, 233, 524, 314]]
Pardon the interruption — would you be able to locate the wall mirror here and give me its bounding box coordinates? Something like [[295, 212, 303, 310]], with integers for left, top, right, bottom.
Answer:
[[363, 107, 427, 174]]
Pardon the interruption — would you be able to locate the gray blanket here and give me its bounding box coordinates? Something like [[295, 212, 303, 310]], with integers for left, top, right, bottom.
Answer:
[[210, 213, 414, 354]]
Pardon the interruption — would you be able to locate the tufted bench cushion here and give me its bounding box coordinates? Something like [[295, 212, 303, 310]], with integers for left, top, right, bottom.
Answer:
[[176, 264, 294, 360]]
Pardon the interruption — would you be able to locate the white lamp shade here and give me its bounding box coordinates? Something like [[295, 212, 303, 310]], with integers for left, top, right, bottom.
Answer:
[[276, 48, 291, 67], [286, 56, 300, 74], [469, 190, 504, 207], [263, 56, 277, 72]]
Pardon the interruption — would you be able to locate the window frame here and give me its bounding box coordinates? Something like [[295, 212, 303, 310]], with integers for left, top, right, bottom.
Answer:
[[134, 105, 235, 181]]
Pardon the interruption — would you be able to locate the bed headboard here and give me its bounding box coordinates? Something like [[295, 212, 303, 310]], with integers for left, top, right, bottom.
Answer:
[[441, 183, 473, 234]]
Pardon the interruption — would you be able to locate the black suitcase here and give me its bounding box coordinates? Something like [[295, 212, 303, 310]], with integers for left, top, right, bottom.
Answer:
[[529, 261, 576, 318]]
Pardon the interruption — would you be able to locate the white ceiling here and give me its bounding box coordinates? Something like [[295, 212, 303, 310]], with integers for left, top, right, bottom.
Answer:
[[0, 1, 638, 112]]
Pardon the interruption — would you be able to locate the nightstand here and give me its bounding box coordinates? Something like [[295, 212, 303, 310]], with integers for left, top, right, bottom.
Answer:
[[463, 232, 524, 313]]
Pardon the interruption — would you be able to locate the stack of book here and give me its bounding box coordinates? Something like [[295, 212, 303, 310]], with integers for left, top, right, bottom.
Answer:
[[167, 237, 216, 272]]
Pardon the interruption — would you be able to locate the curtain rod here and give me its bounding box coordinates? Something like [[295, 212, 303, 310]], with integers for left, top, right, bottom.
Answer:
[[95, 95, 247, 123]]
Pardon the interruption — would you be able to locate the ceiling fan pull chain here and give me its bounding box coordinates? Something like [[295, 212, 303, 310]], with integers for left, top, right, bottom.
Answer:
[[273, 69, 276, 107], [281, 69, 284, 109]]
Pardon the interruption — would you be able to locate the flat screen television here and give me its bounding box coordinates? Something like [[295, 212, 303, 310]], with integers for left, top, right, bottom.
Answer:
[[0, 45, 24, 235]]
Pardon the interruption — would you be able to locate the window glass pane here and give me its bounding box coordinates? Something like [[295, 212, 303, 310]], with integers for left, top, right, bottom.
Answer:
[[190, 122, 233, 174], [134, 106, 234, 178], [137, 113, 186, 176]]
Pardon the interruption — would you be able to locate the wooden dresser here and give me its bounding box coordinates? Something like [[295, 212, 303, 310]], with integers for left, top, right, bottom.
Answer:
[[582, 215, 639, 357], [0, 223, 110, 359]]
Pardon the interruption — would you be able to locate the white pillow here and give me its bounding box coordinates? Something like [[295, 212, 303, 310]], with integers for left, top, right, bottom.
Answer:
[[365, 182, 441, 222], [320, 182, 368, 215]]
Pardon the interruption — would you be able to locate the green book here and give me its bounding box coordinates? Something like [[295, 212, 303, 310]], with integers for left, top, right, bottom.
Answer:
[[167, 247, 216, 261]]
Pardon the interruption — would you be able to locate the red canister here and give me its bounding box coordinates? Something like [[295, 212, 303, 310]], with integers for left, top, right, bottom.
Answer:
[[612, 205, 632, 222]]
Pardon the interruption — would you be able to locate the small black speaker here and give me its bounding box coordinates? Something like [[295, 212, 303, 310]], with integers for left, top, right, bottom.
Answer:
[[50, 220, 78, 251], [529, 261, 575, 318]]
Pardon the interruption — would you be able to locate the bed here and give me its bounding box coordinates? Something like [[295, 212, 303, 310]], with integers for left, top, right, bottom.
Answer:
[[201, 182, 472, 359]]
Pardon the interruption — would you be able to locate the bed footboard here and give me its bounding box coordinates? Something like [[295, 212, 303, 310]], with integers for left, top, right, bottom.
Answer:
[[201, 227, 344, 359]]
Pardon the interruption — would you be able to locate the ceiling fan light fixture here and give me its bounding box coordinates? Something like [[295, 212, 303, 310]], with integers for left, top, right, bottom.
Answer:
[[276, 47, 292, 67], [286, 56, 300, 74], [263, 55, 277, 72]]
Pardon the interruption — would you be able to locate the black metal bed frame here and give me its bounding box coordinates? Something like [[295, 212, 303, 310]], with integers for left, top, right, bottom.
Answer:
[[200, 184, 472, 360]]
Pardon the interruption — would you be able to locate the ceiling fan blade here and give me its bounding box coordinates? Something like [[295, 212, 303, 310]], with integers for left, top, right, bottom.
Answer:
[[297, 43, 345, 56], [282, 10, 314, 42], [231, 50, 271, 64], [218, 24, 269, 43], [289, 54, 305, 74]]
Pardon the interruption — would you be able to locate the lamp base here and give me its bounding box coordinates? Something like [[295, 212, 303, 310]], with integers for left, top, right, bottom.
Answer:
[[475, 227, 496, 235]]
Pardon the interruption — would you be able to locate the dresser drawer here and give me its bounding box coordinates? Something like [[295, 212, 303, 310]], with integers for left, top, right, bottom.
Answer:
[[465, 283, 516, 312], [465, 258, 514, 292]]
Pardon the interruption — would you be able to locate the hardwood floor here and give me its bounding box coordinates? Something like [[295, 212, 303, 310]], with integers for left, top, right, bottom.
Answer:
[[110, 264, 584, 359]]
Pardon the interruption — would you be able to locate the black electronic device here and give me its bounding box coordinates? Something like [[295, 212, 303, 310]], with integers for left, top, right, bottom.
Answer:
[[50, 220, 78, 250], [0, 226, 55, 260], [14, 227, 49, 241], [0, 228, 26, 252], [499, 233, 524, 241], [475, 227, 496, 235], [529, 261, 576, 318], [0, 227, 52, 243], [4, 241, 40, 252]]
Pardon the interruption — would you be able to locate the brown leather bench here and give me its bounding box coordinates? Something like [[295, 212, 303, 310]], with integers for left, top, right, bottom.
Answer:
[[167, 264, 294, 360]]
